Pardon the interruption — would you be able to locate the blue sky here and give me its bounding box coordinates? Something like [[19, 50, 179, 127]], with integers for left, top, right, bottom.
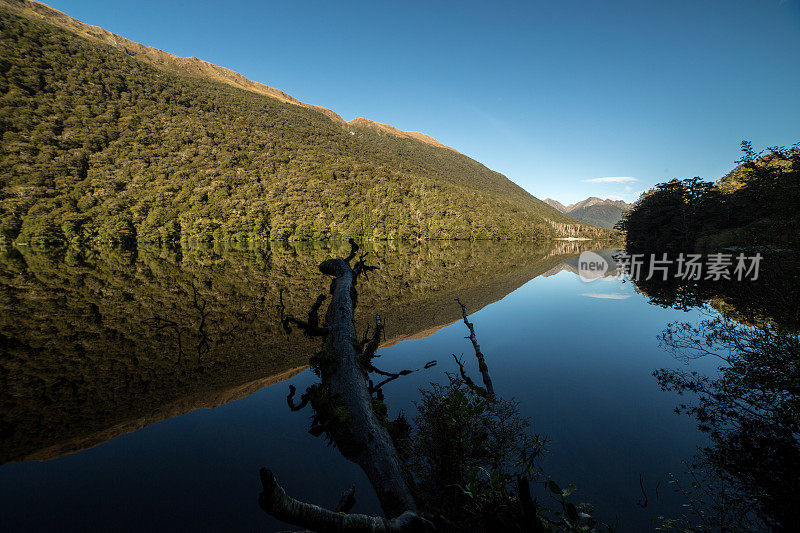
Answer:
[[46, 0, 800, 204]]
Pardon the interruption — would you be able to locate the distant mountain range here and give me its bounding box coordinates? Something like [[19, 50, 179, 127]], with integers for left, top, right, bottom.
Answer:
[[0, 0, 609, 245], [544, 197, 631, 229]]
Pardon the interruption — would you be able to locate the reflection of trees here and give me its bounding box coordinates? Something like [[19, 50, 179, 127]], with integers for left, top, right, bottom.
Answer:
[[0, 240, 602, 464], [654, 309, 800, 531], [627, 246, 800, 530], [632, 252, 800, 331]]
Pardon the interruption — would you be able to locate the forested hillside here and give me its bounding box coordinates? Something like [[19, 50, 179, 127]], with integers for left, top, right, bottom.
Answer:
[[0, 3, 597, 246]]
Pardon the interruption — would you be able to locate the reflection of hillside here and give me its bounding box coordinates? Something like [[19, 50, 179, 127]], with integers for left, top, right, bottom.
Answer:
[[24, 367, 306, 462], [544, 240, 600, 257], [542, 263, 580, 277], [0, 240, 602, 463]]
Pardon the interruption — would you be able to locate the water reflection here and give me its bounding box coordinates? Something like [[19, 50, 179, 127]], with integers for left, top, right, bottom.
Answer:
[[4, 241, 789, 531], [0, 240, 599, 464], [632, 254, 800, 531]]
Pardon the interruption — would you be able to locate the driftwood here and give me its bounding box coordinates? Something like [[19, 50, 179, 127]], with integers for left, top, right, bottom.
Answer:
[[260, 240, 434, 531]]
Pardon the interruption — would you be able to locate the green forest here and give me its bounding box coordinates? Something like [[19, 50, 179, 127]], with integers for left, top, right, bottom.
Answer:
[[617, 142, 800, 252], [0, 8, 599, 246]]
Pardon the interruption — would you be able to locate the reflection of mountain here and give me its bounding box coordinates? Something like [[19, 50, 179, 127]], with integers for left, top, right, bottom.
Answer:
[[0, 240, 603, 463], [541, 249, 623, 278]]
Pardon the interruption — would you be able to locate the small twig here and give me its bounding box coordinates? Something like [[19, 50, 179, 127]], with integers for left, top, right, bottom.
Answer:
[[358, 324, 372, 352], [636, 473, 648, 508], [369, 360, 437, 394], [363, 315, 383, 360], [192, 283, 211, 363]]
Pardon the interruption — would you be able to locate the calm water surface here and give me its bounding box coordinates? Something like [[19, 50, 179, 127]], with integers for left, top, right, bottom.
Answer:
[[0, 241, 719, 531]]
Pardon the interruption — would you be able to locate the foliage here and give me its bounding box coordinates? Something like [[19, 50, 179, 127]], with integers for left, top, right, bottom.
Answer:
[[634, 256, 800, 531], [631, 250, 800, 331], [655, 460, 764, 533], [617, 142, 800, 252], [411, 376, 540, 512], [622, 191, 800, 532], [410, 376, 608, 532], [655, 313, 800, 531]]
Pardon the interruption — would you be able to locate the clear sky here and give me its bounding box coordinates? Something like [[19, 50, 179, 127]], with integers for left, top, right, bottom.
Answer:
[[45, 0, 800, 204]]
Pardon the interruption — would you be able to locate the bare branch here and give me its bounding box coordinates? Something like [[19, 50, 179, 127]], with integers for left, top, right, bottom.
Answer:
[[286, 384, 310, 412], [455, 298, 495, 396], [369, 360, 437, 394], [450, 353, 486, 396], [343, 238, 359, 264], [277, 289, 329, 337], [353, 251, 379, 278]]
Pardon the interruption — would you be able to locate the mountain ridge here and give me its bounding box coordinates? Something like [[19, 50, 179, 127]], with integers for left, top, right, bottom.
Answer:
[[545, 196, 630, 213], [544, 196, 630, 229], [0, 0, 457, 152]]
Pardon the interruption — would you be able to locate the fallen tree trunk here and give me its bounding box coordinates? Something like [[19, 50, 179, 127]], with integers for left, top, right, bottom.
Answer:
[[316, 254, 417, 517], [260, 241, 433, 531]]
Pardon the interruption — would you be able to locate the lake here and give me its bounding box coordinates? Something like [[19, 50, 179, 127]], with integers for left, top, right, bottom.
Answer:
[[0, 241, 744, 531]]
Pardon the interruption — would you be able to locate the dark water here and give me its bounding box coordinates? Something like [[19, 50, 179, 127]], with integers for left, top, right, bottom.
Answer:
[[0, 241, 752, 531]]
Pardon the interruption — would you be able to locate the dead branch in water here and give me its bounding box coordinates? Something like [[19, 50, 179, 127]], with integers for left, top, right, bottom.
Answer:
[[454, 298, 495, 397], [369, 360, 438, 395]]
